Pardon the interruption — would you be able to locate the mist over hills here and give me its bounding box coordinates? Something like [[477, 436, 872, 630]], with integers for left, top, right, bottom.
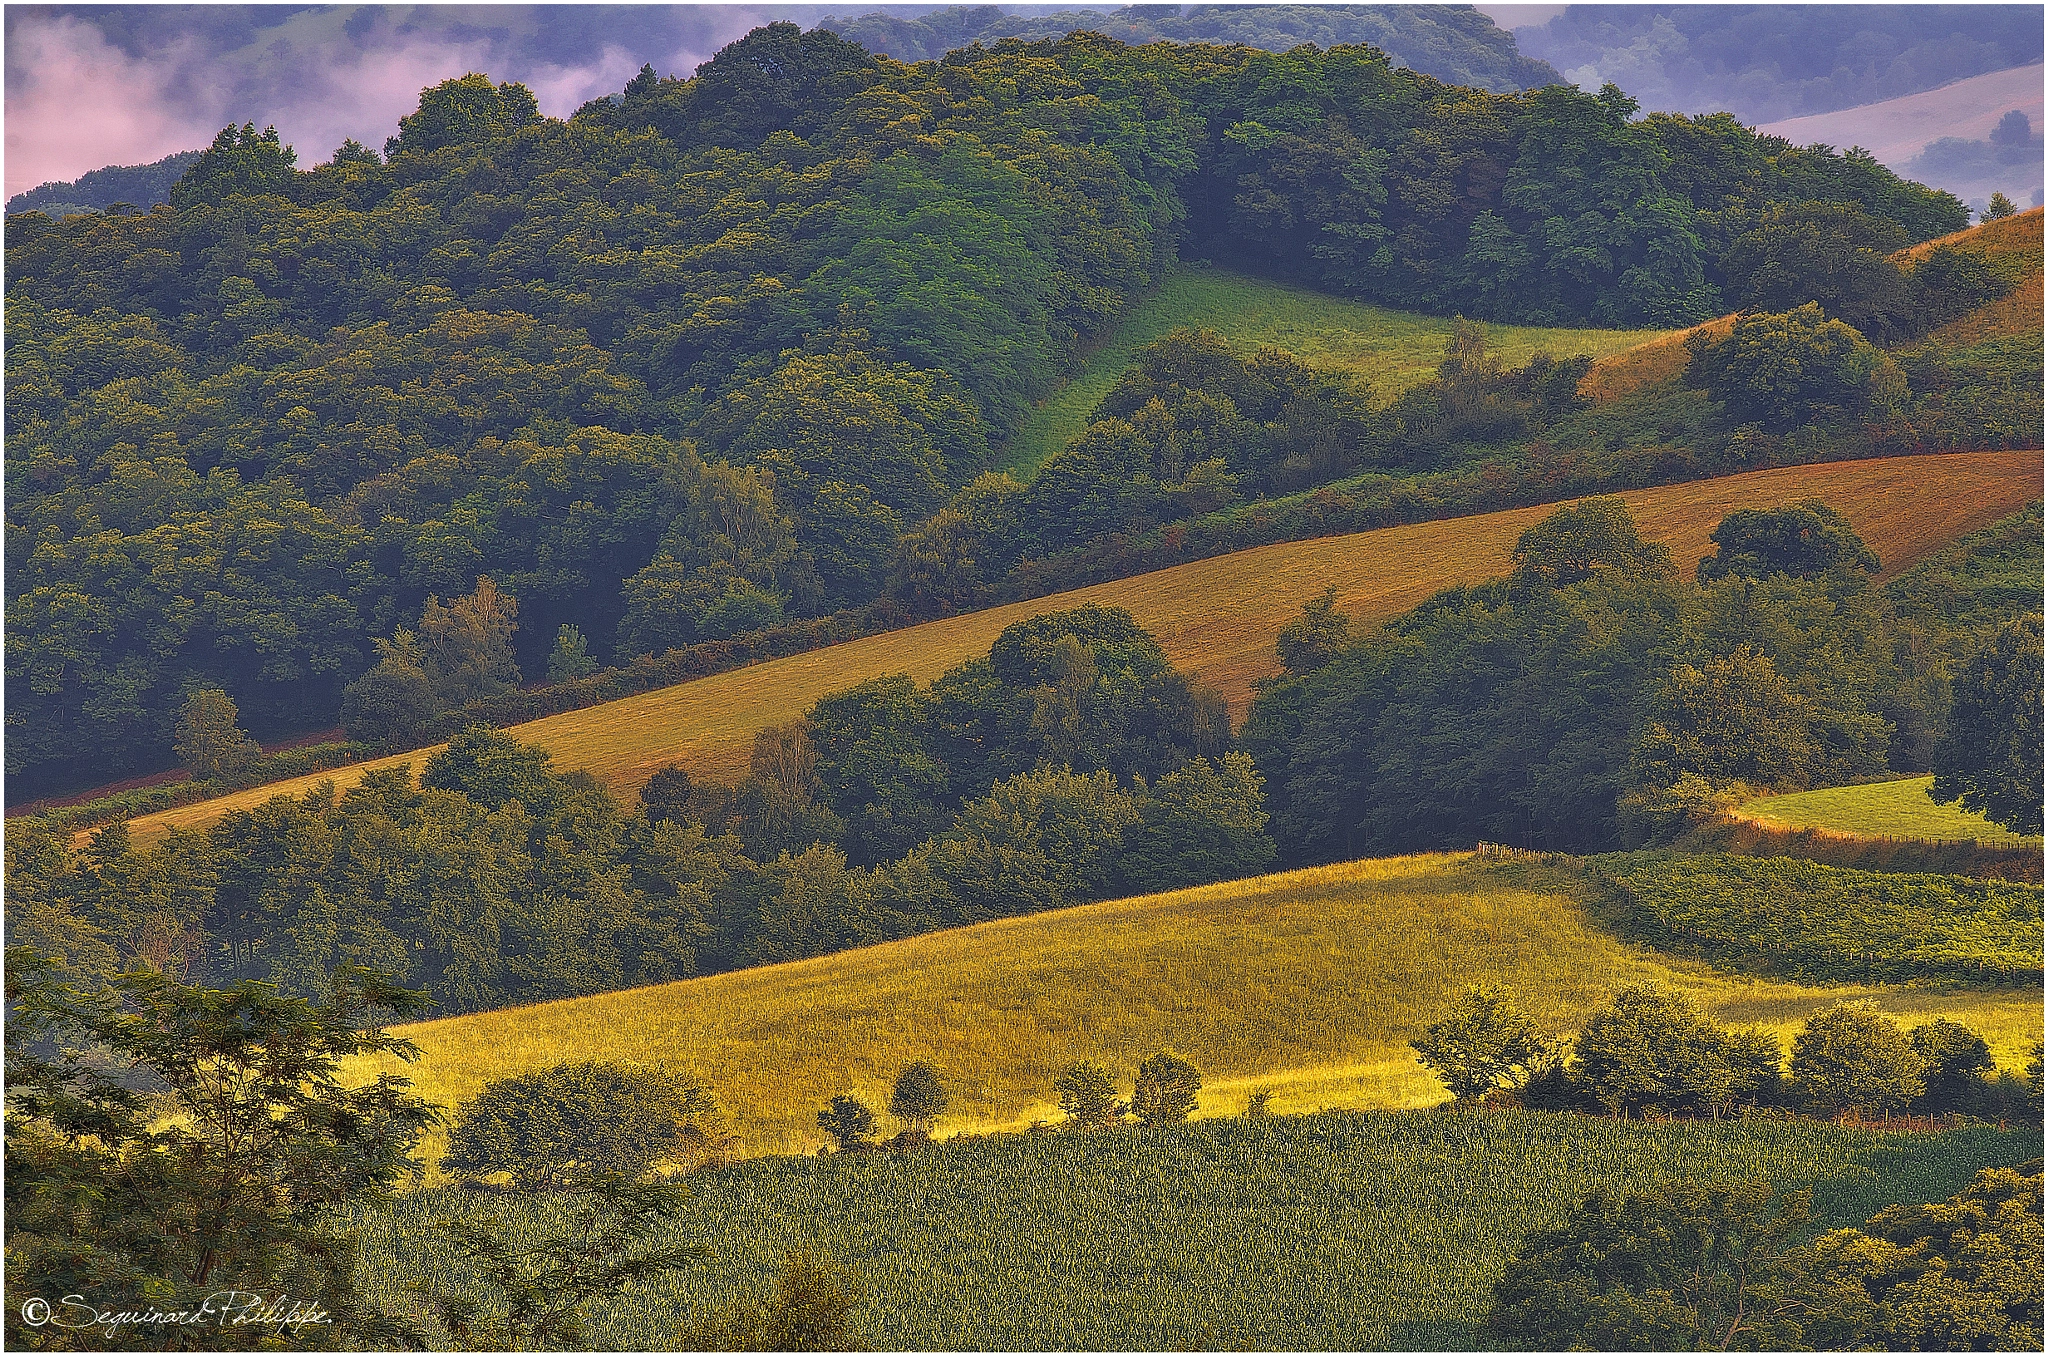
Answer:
[[1516, 4, 2044, 124]]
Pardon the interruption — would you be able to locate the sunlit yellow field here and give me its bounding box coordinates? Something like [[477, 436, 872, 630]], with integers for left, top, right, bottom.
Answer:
[[111, 450, 2041, 848], [1742, 775, 2046, 847], [354, 852, 2044, 1172]]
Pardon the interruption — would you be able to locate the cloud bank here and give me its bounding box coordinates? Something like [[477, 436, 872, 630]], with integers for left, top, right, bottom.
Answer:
[[4, 5, 853, 198]]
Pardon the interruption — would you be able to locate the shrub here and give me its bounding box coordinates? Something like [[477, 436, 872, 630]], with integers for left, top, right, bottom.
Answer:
[[677, 1248, 868, 1351], [1411, 984, 1545, 1105], [889, 1062, 947, 1137], [817, 1094, 878, 1152], [442, 1062, 729, 1188], [1130, 1051, 1203, 1127], [1790, 1002, 1925, 1119], [1054, 1061, 1124, 1131]]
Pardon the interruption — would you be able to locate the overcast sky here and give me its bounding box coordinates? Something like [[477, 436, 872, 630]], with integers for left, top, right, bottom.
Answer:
[[4, 5, 860, 197]]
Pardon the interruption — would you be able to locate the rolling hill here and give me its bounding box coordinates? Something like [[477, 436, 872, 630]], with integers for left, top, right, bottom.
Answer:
[[999, 266, 1666, 477], [107, 450, 2042, 848], [356, 851, 2043, 1168], [1739, 776, 2046, 848], [1582, 208, 2044, 403]]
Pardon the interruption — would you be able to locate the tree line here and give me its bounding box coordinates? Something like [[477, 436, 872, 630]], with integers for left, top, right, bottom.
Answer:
[[8, 606, 1273, 1016], [5, 19, 1975, 794], [1243, 495, 2043, 860]]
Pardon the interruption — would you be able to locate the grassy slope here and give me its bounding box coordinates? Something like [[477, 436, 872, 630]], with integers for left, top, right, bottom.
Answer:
[[113, 451, 2043, 847], [1740, 776, 2045, 847], [998, 266, 1666, 477], [349, 1113, 2038, 1351], [1584, 208, 2045, 403], [359, 853, 2043, 1165]]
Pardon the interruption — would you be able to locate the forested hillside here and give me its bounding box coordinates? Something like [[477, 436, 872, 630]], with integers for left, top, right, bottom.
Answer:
[[822, 4, 1561, 90], [4, 23, 1974, 794], [4, 150, 202, 218]]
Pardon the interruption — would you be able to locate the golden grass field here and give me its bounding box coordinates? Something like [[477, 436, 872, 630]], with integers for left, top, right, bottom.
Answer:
[[110, 450, 2042, 848], [355, 852, 2044, 1170], [1584, 208, 2045, 403], [1740, 775, 2046, 848]]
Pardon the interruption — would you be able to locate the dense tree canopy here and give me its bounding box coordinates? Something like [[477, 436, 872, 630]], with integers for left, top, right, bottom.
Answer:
[[4, 24, 1970, 793]]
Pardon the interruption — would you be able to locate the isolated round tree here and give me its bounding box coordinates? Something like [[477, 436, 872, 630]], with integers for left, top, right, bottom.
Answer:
[[1054, 1061, 1123, 1131], [1131, 1051, 1203, 1127], [889, 1062, 948, 1136], [817, 1094, 878, 1152]]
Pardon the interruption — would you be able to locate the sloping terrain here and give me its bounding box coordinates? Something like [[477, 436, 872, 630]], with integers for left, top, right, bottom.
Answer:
[[999, 267, 1665, 476], [1740, 776, 2045, 848], [1582, 208, 2045, 403], [356, 851, 2042, 1165], [110, 450, 2042, 847]]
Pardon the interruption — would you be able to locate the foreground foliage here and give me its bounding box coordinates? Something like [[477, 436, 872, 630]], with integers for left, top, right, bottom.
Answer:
[[3, 950, 434, 1350], [1488, 1166, 2044, 1350], [346, 1110, 2039, 1350]]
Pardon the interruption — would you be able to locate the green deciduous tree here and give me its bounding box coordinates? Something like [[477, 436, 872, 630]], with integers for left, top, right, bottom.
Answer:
[[1130, 1050, 1203, 1127], [1687, 303, 1883, 431], [442, 1062, 732, 1188], [1629, 647, 1822, 792], [1789, 1001, 1925, 1119], [1908, 1018, 1994, 1114], [547, 624, 599, 683], [817, 1095, 877, 1152], [4, 948, 436, 1350], [1054, 1060, 1124, 1131], [1510, 496, 1673, 590], [1412, 984, 1545, 1105], [1933, 613, 2044, 834], [1574, 985, 1781, 1118], [173, 687, 259, 779], [888, 1062, 948, 1138], [1275, 587, 1352, 674], [1120, 753, 1276, 893], [1696, 501, 1880, 583], [420, 576, 523, 706], [1487, 1176, 1813, 1350]]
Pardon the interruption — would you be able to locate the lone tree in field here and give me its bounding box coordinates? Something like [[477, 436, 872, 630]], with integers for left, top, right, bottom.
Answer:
[[443, 1062, 733, 1188], [1509, 496, 1672, 590], [1933, 613, 2044, 834], [1695, 500, 1880, 583], [1131, 1051, 1203, 1127], [889, 1061, 947, 1138], [1054, 1060, 1125, 1131], [1412, 984, 1545, 1105], [1790, 1001, 1925, 1120], [174, 686, 259, 778], [817, 1094, 878, 1152], [1276, 587, 1352, 673]]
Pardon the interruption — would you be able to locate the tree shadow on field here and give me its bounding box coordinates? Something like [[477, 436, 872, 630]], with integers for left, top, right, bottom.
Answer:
[[1383, 1317, 1484, 1350]]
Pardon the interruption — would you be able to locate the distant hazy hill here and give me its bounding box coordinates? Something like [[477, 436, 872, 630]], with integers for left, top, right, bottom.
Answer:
[[821, 4, 1561, 91], [1517, 4, 2043, 123], [6, 150, 201, 217]]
